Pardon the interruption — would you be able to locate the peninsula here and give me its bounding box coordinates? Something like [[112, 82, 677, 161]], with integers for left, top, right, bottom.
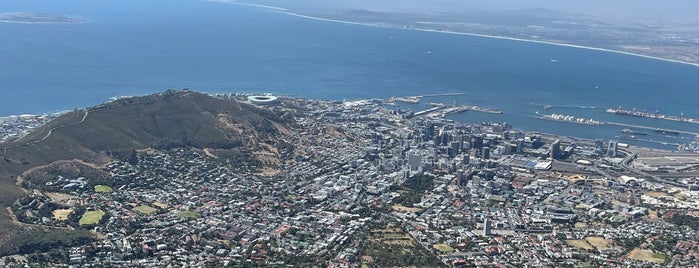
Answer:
[[0, 12, 82, 24]]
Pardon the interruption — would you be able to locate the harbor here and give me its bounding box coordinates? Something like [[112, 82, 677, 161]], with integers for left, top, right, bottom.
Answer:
[[415, 103, 502, 118], [616, 135, 682, 147], [386, 92, 467, 104], [529, 112, 699, 136], [528, 113, 605, 126], [607, 107, 699, 125], [605, 121, 699, 136], [531, 103, 602, 110]]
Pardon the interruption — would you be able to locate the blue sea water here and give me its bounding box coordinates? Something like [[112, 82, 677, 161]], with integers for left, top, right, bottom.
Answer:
[[2, 0, 699, 149]]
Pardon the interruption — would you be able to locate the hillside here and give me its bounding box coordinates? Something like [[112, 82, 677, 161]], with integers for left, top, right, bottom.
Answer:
[[0, 89, 292, 255]]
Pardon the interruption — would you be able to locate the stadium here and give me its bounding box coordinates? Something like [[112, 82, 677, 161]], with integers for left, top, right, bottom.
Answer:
[[247, 95, 279, 105]]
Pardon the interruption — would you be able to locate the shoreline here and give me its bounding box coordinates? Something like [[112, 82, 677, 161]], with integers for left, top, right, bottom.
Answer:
[[276, 11, 699, 68], [215, 1, 699, 68]]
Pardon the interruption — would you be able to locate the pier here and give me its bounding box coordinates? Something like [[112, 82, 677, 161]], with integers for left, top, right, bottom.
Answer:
[[617, 135, 682, 147], [528, 113, 605, 126], [387, 93, 467, 104], [607, 107, 699, 125], [530, 103, 602, 110], [606, 122, 699, 136], [529, 113, 699, 137], [415, 104, 502, 117], [415, 106, 447, 116], [419, 93, 468, 98]]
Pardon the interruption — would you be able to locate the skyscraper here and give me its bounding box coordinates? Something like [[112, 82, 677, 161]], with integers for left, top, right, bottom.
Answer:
[[607, 140, 618, 157], [483, 218, 492, 236], [550, 139, 561, 159]]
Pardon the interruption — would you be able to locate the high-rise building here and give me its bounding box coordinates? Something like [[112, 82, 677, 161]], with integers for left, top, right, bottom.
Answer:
[[450, 141, 461, 154], [515, 139, 524, 153], [607, 140, 618, 157], [483, 218, 492, 236], [471, 135, 483, 149], [482, 147, 490, 160], [550, 139, 561, 159], [595, 139, 605, 154], [408, 154, 422, 171]]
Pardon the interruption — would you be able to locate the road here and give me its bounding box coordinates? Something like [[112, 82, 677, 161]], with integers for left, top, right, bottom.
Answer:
[[619, 149, 687, 187]]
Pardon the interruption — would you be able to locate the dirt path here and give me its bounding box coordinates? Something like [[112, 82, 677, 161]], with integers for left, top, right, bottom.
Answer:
[[203, 148, 218, 158], [16, 159, 108, 188]]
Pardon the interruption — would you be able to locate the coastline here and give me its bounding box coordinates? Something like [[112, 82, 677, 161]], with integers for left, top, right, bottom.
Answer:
[[205, 0, 287, 11], [214, 1, 699, 68], [276, 11, 699, 68]]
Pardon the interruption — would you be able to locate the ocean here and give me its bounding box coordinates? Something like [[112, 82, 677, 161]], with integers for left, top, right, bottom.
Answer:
[[2, 0, 699, 149]]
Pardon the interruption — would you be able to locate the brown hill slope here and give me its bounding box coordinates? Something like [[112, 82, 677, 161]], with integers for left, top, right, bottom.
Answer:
[[0, 89, 290, 255]]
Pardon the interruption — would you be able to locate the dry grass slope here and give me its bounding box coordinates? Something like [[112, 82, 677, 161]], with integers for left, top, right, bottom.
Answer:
[[0, 90, 293, 256]]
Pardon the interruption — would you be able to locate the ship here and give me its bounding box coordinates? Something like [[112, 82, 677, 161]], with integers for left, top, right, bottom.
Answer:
[[654, 128, 680, 135], [529, 113, 605, 126], [388, 96, 421, 104], [620, 128, 647, 136], [618, 135, 638, 140], [607, 107, 699, 125]]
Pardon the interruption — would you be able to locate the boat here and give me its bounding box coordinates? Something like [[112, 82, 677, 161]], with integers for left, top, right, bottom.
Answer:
[[619, 135, 638, 140], [655, 128, 680, 135], [528, 113, 604, 126], [620, 128, 647, 136], [607, 107, 699, 125], [544, 105, 553, 110]]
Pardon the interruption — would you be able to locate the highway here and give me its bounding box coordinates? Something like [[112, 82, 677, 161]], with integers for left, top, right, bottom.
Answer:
[[619, 149, 687, 188]]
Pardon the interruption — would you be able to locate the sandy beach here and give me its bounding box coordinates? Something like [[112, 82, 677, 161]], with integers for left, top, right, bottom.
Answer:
[[213, 0, 699, 68]]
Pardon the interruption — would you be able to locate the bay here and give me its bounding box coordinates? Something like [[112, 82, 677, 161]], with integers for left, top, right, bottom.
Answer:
[[2, 0, 698, 149]]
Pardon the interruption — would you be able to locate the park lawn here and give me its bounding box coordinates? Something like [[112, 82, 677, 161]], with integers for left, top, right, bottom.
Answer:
[[370, 227, 415, 246], [392, 205, 424, 213], [566, 240, 594, 250], [94, 185, 113, 193], [79, 210, 105, 226], [585, 236, 614, 251], [52, 209, 73, 221], [152, 202, 168, 209], [627, 248, 666, 264], [133, 205, 157, 215], [177, 210, 199, 219], [383, 238, 414, 246], [433, 243, 455, 253]]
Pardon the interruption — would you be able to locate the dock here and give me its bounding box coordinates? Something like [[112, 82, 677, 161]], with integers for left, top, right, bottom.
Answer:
[[617, 135, 682, 147], [419, 93, 468, 98], [530, 103, 602, 110], [607, 107, 699, 125], [415, 104, 502, 117], [415, 106, 447, 116], [606, 122, 699, 136], [387, 93, 467, 104], [529, 112, 699, 137]]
